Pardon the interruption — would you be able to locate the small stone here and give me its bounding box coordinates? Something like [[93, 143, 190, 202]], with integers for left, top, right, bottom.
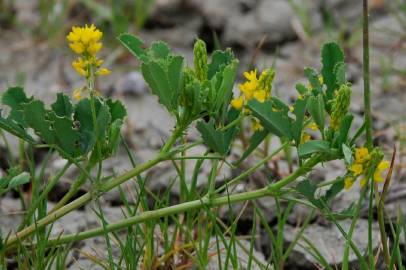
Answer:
[[115, 72, 149, 96]]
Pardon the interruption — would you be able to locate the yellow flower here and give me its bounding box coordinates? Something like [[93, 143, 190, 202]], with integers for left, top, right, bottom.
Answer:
[[289, 105, 294, 112], [318, 75, 323, 85], [239, 81, 257, 100], [88, 42, 102, 55], [96, 68, 111, 76], [253, 90, 267, 103], [72, 58, 87, 77], [355, 147, 370, 164], [231, 96, 244, 110], [301, 132, 311, 144], [309, 122, 318, 131], [67, 24, 102, 56], [67, 24, 110, 78], [73, 88, 82, 101], [69, 42, 85, 54], [344, 177, 355, 190], [243, 70, 257, 81], [252, 118, 263, 131], [349, 163, 363, 176], [373, 160, 389, 182]]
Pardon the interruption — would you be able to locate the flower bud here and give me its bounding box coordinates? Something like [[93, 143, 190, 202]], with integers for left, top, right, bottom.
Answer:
[[330, 83, 351, 130], [193, 39, 208, 82], [258, 68, 275, 96]]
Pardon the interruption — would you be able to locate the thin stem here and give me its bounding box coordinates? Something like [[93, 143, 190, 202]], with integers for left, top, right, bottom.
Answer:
[[4, 128, 186, 249], [18, 155, 322, 249], [363, 0, 373, 149], [215, 141, 288, 194]]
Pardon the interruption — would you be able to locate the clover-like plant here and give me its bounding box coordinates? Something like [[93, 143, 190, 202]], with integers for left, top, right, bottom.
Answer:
[[0, 4, 397, 268]]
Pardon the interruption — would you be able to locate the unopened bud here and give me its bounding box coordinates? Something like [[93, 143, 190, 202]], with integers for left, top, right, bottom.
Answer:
[[330, 83, 351, 130], [193, 39, 208, 82]]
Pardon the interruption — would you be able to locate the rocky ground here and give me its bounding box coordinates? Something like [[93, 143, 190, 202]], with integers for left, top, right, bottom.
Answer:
[[0, 0, 405, 269]]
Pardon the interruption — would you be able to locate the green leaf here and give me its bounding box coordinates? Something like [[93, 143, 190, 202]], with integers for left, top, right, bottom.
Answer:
[[0, 114, 35, 143], [2, 86, 32, 126], [235, 130, 268, 165], [334, 62, 346, 86], [321, 42, 344, 99], [308, 94, 325, 131], [150, 41, 170, 59], [330, 202, 356, 220], [298, 140, 334, 158], [118, 33, 147, 61], [107, 99, 127, 122], [342, 144, 353, 165], [8, 172, 30, 189], [304, 67, 322, 94], [107, 119, 123, 155], [338, 114, 353, 146], [297, 178, 344, 209], [51, 93, 73, 118], [296, 179, 323, 208], [214, 60, 238, 114], [324, 179, 344, 202], [23, 100, 55, 143], [291, 96, 308, 146], [208, 49, 234, 79], [295, 83, 308, 95], [74, 98, 111, 153], [247, 99, 292, 139], [48, 112, 81, 157], [197, 120, 230, 155], [142, 61, 174, 111], [168, 55, 184, 108]]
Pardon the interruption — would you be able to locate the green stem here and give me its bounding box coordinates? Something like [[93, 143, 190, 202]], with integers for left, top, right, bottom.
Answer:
[[4, 127, 185, 249], [19, 155, 322, 249], [50, 158, 96, 212], [215, 141, 288, 194], [363, 0, 373, 149], [342, 184, 368, 270], [20, 161, 71, 229]]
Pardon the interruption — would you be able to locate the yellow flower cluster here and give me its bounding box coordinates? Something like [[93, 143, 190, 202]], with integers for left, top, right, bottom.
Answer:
[[344, 147, 389, 189], [67, 24, 110, 80], [231, 69, 274, 110], [231, 69, 275, 131]]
